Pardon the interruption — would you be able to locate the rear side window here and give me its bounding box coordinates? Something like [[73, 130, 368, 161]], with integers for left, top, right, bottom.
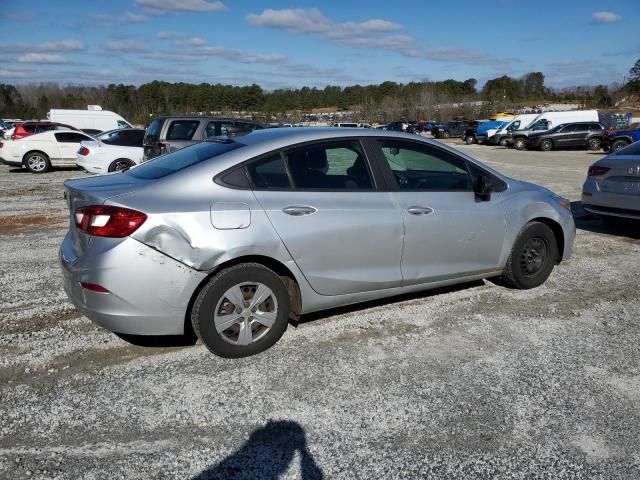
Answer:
[[573, 124, 589, 133], [247, 154, 290, 189], [590, 124, 602, 131], [55, 132, 91, 143], [284, 141, 373, 190], [23, 124, 37, 133], [166, 120, 199, 140], [128, 140, 244, 179]]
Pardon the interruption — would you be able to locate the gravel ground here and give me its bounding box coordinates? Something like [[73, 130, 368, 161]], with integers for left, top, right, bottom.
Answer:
[[1, 141, 639, 479]]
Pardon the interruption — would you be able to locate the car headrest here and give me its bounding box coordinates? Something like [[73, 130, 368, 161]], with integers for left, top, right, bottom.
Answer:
[[304, 149, 327, 170]]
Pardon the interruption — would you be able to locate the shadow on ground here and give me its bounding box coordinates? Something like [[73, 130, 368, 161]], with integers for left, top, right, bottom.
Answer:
[[193, 420, 323, 480], [572, 201, 640, 239], [295, 280, 485, 326]]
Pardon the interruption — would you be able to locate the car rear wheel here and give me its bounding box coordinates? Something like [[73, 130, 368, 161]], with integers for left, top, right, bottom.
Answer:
[[108, 158, 135, 172], [540, 139, 553, 151], [499, 222, 558, 289], [24, 152, 51, 173], [588, 138, 602, 151], [611, 139, 629, 152], [191, 263, 290, 358], [513, 137, 527, 150]]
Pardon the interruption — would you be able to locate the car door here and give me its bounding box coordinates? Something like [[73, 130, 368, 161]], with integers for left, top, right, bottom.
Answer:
[[54, 132, 93, 165], [371, 138, 506, 285], [248, 139, 404, 296], [552, 125, 573, 148], [162, 119, 202, 153], [569, 124, 590, 147]]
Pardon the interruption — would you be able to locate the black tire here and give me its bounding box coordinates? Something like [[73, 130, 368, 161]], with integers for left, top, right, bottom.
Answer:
[[442, 131, 451, 138], [24, 151, 51, 173], [513, 137, 527, 150], [500, 222, 558, 289], [465, 136, 474, 145], [108, 158, 135, 172], [540, 139, 553, 151], [191, 263, 290, 358], [611, 139, 629, 152], [499, 138, 508, 147], [588, 137, 602, 151]]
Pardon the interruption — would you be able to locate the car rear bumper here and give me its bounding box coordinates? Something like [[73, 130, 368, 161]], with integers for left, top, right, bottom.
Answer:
[[59, 234, 208, 335], [582, 203, 640, 220], [0, 157, 21, 167]]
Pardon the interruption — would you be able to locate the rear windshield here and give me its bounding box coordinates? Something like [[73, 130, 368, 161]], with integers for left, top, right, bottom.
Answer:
[[127, 140, 245, 179], [617, 141, 640, 156]]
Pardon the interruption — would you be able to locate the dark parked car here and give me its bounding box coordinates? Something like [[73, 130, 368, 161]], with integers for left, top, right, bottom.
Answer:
[[415, 121, 438, 134], [381, 121, 405, 132], [143, 116, 266, 160], [433, 121, 475, 139], [607, 123, 640, 152], [526, 122, 608, 151]]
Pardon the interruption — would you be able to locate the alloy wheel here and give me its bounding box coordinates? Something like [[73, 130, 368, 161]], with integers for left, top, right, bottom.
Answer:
[[27, 155, 47, 172]]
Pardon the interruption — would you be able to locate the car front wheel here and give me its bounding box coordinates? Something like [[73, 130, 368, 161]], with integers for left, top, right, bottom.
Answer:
[[611, 139, 629, 152], [500, 221, 558, 289], [191, 263, 290, 358]]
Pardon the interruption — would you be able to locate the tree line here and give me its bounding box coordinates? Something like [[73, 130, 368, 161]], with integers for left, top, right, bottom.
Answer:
[[1, 59, 638, 125]]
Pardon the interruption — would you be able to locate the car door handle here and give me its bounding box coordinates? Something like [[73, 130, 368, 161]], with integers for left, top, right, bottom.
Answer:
[[282, 205, 318, 216], [407, 206, 434, 215]]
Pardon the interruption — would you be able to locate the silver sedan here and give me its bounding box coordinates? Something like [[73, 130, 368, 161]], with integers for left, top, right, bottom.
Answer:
[[582, 141, 640, 223], [60, 128, 575, 357]]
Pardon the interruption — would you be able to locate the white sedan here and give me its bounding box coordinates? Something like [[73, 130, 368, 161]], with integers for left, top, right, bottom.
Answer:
[[76, 128, 144, 174], [0, 130, 95, 173]]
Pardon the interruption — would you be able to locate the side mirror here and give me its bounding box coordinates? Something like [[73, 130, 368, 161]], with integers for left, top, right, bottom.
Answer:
[[475, 175, 494, 200]]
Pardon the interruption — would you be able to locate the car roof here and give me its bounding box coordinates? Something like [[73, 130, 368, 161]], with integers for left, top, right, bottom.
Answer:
[[153, 116, 265, 123]]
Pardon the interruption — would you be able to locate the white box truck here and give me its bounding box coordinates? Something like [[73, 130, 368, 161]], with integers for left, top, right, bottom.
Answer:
[[48, 106, 133, 132]]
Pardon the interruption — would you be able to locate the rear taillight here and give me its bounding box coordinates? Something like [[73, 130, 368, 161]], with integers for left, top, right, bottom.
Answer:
[[80, 282, 109, 293], [78, 146, 90, 156], [74, 205, 147, 238], [587, 166, 610, 177]]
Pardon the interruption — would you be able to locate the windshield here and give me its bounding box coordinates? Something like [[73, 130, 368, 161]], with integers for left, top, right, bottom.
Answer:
[[127, 140, 245, 179], [144, 118, 163, 142], [617, 141, 640, 156]]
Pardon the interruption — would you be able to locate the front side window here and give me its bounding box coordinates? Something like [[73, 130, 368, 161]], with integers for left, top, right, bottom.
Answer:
[[166, 120, 199, 141], [284, 141, 373, 190], [378, 140, 473, 191], [573, 124, 589, 133]]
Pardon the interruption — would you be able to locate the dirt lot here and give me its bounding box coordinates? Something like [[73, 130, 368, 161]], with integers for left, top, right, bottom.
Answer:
[[1, 141, 639, 479]]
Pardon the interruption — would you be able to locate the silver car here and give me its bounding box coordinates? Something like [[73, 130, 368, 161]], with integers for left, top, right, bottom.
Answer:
[[582, 141, 640, 223], [60, 128, 575, 358]]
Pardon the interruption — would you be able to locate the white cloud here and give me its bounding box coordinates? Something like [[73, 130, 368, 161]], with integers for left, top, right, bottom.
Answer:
[[591, 11, 621, 24], [0, 39, 84, 54], [135, 0, 227, 14], [36, 40, 85, 52], [18, 53, 67, 64], [123, 11, 149, 23], [247, 8, 500, 66], [157, 31, 182, 38], [247, 8, 401, 37], [104, 40, 150, 53]]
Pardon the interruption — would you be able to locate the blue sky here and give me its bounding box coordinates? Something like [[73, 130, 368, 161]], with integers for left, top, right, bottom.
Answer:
[[1, 0, 638, 89]]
